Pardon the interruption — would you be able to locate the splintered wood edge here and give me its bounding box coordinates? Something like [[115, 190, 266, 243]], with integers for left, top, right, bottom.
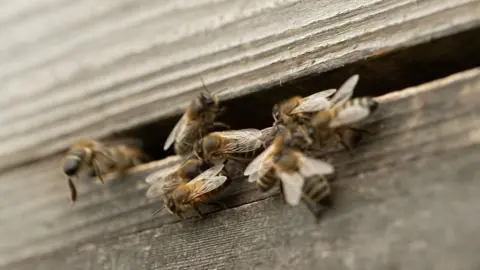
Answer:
[[376, 67, 480, 102]]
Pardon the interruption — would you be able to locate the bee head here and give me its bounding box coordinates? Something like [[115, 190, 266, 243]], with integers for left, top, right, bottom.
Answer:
[[190, 92, 218, 117], [167, 188, 191, 214], [165, 197, 178, 214], [199, 92, 216, 107], [63, 148, 86, 176]]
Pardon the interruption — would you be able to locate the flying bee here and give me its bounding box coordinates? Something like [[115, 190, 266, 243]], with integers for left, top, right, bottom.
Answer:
[[194, 129, 265, 165], [145, 157, 209, 199], [272, 88, 337, 128], [244, 130, 334, 206], [162, 164, 229, 219], [164, 81, 227, 156], [62, 139, 149, 203]]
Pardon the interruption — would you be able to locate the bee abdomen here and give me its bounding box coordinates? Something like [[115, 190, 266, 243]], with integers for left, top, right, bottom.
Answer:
[[303, 176, 331, 203], [257, 171, 277, 192]]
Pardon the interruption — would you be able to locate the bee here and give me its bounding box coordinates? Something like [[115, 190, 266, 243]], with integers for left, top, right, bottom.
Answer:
[[62, 139, 149, 203], [306, 74, 378, 151], [163, 81, 227, 156], [162, 164, 229, 219], [311, 97, 378, 149], [244, 130, 334, 206], [194, 129, 266, 165], [274, 74, 376, 152], [145, 157, 209, 199], [271, 88, 337, 128]]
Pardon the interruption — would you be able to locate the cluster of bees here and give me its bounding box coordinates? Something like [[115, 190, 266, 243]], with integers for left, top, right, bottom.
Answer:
[[62, 74, 378, 220]]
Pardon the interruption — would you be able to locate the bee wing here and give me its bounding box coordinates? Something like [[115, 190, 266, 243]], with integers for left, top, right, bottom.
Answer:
[[260, 126, 277, 145], [186, 164, 227, 200], [190, 164, 225, 182], [164, 113, 188, 151], [329, 74, 359, 108], [328, 103, 371, 128], [188, 176, 228, 200], [146, 175, 181, 198], [297, 154, 334, 177], [216, 129, 263, 153], [278, 171, 305, 206], [145, 164, 180, 184], [244, 143, 275, 177], [290, 89, 336, 114]]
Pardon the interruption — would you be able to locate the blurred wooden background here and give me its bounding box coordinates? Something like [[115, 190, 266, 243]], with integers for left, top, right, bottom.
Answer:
[[1, 0, 480, 269]]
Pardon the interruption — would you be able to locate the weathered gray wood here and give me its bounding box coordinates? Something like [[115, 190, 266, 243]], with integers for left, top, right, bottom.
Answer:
[[2, 68, 480, 269], [0, 0, 479, 171]]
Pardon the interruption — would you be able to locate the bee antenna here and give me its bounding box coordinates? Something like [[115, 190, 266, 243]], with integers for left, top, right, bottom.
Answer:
[[152, 207, 164, 217], [200, 77, 211, 94]]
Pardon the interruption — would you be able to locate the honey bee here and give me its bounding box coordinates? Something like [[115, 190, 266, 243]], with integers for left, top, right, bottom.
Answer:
[[145, 157, 209, 199], [164, 81, 227, 156], [244, 130, 334, 206], [307, 95, 378, 152], [273, 74, 376, 152], [272, 88, 337, 128], [194, 129, 266, 165], [62, 139, 149, 203], [161, 164, 229, 219]]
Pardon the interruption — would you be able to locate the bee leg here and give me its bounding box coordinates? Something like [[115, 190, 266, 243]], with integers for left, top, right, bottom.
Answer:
[[205, 200, 228, 210], [297, 126, 314, 145], [92, 161, 104, 184], [279, 184, 287, 204], [335, 133, 354, 155], [192, 204, 205, 219], [68, 177, 77, 204]]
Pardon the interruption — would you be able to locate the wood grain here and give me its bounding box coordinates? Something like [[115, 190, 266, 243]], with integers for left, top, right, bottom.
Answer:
[[0, 0, 479, 171], [2, 68, 480, 268]]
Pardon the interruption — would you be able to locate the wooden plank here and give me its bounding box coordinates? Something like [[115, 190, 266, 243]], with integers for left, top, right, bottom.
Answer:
[[2, 68, 480, 268], [0, 0, 479, 171]]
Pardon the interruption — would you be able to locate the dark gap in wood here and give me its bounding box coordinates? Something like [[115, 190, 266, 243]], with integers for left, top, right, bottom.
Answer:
[[113, 27, 480, 160]]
